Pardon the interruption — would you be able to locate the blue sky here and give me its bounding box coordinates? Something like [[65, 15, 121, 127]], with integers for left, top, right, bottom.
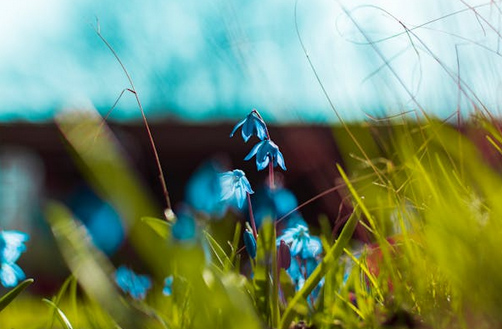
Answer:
[[0, 0, 501, 123]]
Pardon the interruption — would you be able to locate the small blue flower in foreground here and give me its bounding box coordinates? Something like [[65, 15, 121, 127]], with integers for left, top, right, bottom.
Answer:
[[278, 224, 322, 259], [0, 231, 29, 288], [185, 161, 228, 217], [172, 212, 197, 242], [115, 266, 152, 300], [230, 110, 268, 142], [219, 169, 254, 208], [245, 140, 286, 171], [163, 276, 174, 296]]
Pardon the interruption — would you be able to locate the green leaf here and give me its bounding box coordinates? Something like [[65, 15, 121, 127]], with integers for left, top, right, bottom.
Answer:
[[204, 231, 233, 271], [141, 216, 171, 239], [280, 208, 360, 329], [0, 278, 34, 312], [227, 222, 242, 272], [43, 299, 74, 329]]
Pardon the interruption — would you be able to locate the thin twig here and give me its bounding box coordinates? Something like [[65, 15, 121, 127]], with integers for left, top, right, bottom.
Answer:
[[93, 19, 172, 211]]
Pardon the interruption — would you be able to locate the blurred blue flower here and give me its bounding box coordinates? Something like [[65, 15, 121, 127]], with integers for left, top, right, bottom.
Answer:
[[243, 229, 257, 259], [68, 186, 124, 255], [273, 188, 298, 219], [277, 224, 322, 259], [219, 169, 254, 208], [172, 212, 197, 242], [252, 187, 300, 228], [0, 231, 29, 288], [230, 110, 268, 142], [185, 161, 228, 218], [244, 140, 286, 171], [163, 275, 173, 296], [285, 215, 308, 229], [287, 257, 323, 301], [115, 266, 152, 300]]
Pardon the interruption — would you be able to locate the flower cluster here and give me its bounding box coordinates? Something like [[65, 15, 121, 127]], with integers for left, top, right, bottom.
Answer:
[[277, 218, 323, 296], [231, 109, 286, 172], [228, 109, 325, 303], [162, 109, 324, 308]]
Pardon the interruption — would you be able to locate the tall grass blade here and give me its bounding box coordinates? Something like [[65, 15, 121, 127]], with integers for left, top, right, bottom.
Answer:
[[43, 299, 74, 329]]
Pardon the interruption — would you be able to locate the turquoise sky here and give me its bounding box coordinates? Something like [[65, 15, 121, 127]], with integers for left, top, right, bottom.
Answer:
[[1, 0, 501, 123]]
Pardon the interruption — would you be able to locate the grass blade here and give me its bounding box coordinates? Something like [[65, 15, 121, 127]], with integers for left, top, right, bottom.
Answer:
[[204, 231, 233, 270], [0, 278, 34, 312], [43, 299, 74, 329]]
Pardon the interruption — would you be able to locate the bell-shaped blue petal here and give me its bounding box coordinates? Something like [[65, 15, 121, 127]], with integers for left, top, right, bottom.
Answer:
[[245, 140, 286, 171], [0, 230, 29, 288], [115, 266, 152, 300], [0, 231, 29, 264], [230, 111, 268, 142], [219, 169, 254, 208], [287, 257, 302, 283], [0, 263, 25, 288], [163, 275, 174, 296], [243, 229, 257, 259], [304, 236, 322, 259]]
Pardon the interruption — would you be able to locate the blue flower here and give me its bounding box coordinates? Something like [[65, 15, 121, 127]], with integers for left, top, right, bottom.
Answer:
[[277, 224, 322, 259], [163, 275, 173, 296], [252, 187, 301, 228], [185, 161, 228, 218], [172, 212, 197, 242], [0, 231, 29, 288], [244, 140, 286, 171], [243, 229, 257, 259], [287, 257, 323, 301], [230, 110, 268, 142], [115, 266, 152, 300], [68, 186, 124, 255], [219, 170, 254, 208]]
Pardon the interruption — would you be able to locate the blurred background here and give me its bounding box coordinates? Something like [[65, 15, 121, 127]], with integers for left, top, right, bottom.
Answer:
[[1, 0, 501, 294]]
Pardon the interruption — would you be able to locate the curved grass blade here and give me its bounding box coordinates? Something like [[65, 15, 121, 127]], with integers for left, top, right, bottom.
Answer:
[[280, 208, 360, 329], [141, 216, 170, 239], [204, 231, 233, 271], [0, 278, 34, 312], [43, 299, 74, 329]]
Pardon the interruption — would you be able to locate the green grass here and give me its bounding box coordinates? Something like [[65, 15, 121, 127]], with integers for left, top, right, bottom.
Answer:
[[3, 110, 502, 328]]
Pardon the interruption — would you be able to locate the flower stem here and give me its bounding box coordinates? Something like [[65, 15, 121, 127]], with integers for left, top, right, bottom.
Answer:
[[247, 193, 258, 240], [268, 160, 275, 190]]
